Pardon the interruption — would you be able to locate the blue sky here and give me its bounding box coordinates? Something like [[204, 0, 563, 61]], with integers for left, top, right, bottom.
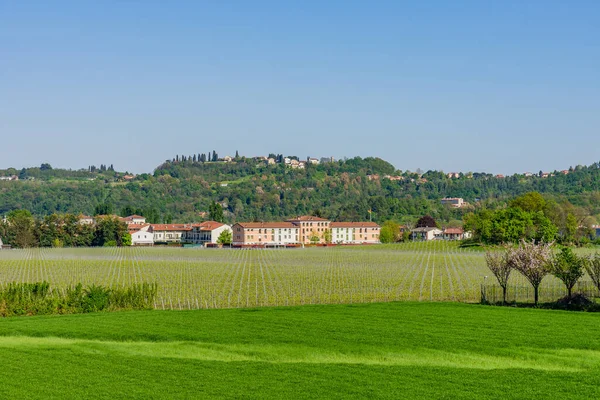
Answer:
[[1, 1, 598, 174]]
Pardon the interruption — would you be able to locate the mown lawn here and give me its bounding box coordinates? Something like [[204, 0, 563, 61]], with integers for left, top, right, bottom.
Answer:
[[0, 302, 598, 399]]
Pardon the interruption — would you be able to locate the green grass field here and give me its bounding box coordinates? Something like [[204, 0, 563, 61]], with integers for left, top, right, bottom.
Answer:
[[0, 302, 599, 399]]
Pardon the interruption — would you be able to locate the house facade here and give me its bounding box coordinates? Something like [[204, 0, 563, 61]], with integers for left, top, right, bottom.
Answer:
[[442, 228, 466, 240], [330, 222, 380, 244], [286, 216, 331, 244], [149, 224, 194, 243], [183, 221, 232, 245], [232, 222, 300, 246], [131, 227, 154, 246], [411, 227, 443, 241]]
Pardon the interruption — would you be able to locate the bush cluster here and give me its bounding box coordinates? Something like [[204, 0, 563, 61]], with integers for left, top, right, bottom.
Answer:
[[0, 282, 157, 317]]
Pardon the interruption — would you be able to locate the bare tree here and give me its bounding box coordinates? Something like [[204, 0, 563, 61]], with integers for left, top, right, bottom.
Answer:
[[508, 240, 552, 306], [548, 247, 585, 298], [485, 249, 512, 304], [584, 253, 600, 293]]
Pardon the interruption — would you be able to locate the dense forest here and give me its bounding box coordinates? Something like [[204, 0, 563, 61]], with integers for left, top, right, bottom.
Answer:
[[1, 154, 600, 226]]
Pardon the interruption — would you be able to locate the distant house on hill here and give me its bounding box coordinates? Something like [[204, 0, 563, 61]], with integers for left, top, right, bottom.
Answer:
[[78, 215, 94, 225], [121, 215, 146, 225], [441, 198, 464, 208]]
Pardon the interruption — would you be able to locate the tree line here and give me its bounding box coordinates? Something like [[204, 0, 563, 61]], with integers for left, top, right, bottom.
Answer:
[[0, 210, 130, 248]]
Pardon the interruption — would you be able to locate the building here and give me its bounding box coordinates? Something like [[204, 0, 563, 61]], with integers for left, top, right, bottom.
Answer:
[[232, 222, 300, 246], [150, 224, 195, 243], [308, 157, 319, 165], [411, 227, 443, 241], [0, 237, 3, 249], [442, 228, 466, 241], [78, 215, 94, 225], [447, 172, 460, 179], [286, 216, 331, 244], [131, 226, 154, 246], [127, 223, 150, 234], [441, 198, 464, 208], [330, 222, 380, 244], [122, 215, 146, 225], [184, 221, 232, 245]]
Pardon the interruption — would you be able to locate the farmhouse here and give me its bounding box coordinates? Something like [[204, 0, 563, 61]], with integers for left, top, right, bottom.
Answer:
[[442, 227, 468, 241], [232, 222, 300, 246], [411, 227, 443, 241], [131, 226, 154, 246], [330, 222, 380, 244], [183, 221, 232, 245], [150, 224, 195, 243]]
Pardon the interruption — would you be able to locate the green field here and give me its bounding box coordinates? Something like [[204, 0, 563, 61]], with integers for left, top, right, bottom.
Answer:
[[0, 302, 598, 399], [0, 242, 594, 307]]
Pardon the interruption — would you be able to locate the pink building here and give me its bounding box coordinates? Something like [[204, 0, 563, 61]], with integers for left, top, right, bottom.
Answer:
[[232, 222, 300, 246], [286, 216, 331, 244]]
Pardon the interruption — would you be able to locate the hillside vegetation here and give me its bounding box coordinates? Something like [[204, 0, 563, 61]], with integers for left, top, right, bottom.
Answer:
[[2, 156, 600, 225], [1, 302, 599, 399]]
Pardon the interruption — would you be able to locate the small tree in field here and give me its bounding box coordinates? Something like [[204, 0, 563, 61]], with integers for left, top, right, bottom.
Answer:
[[548, 247, 585, 298], [584, 253, 600, 293], [485, 249, 512, 304], [508, 240, 552, 306], [217, 230, 232, 246]]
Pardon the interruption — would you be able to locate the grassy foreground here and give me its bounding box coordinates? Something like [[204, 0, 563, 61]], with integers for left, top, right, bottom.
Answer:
[[0, 303, 599, 399]]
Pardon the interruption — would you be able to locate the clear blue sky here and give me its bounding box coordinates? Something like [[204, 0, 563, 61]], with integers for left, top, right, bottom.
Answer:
[[1, 1, 598, 174]]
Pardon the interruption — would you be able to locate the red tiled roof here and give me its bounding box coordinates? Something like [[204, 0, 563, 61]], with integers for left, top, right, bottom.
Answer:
[[127, 223, 150, 232], [443, 228, 464, 234], [123, 215, 145, 220], [286, 216, 329, 222], [197, 221, 225, 231], [235, 222, 298, 229], [150, 224, 195, 232], [330, 222, 380, 228]]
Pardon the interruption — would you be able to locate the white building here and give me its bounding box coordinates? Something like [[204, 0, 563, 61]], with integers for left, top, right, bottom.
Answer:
[[183, 221, 232, 245], [411, 227, 443, 241], [330, 222, 381, 244], [122, 215, 146, 225], [150, 224, 194, 243], [78, 215, 94, 225], [131, 227, 154, 246], [0, 237, 3, 249]]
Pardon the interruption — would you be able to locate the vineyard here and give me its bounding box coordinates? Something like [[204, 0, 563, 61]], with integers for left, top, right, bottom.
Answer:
[[0, 242, 596, 309]]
